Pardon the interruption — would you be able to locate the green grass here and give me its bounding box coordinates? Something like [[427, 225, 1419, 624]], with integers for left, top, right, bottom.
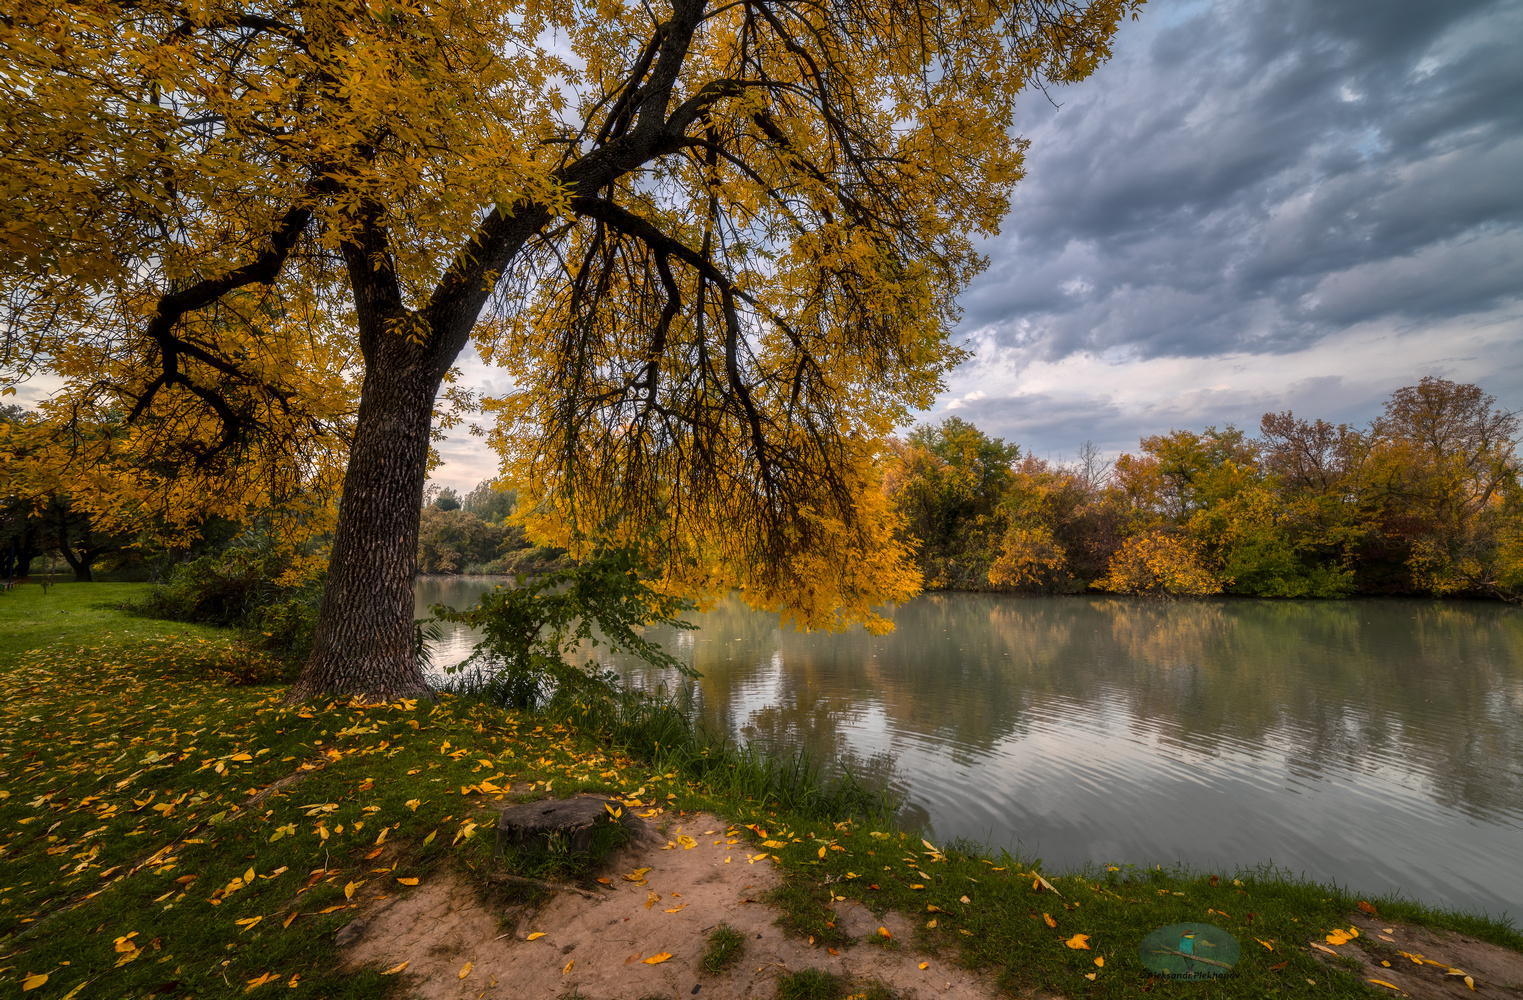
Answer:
[[775, 966, 843, 1000], [0, 584, 720, 998], [0, 582, 228, 660], [755, 824, 1523, 999], [700, 922, 746, 975]]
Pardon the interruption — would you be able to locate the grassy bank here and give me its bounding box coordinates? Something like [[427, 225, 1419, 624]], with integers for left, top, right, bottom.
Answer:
[[1, 583, 1516, 1000]]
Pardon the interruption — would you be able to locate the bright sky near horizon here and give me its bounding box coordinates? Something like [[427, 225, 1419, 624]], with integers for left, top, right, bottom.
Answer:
[[429, 0, 1523, 491]]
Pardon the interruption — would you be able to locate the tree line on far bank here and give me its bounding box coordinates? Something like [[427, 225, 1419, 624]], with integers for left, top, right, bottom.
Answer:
[[894, 377, 1521, 601]]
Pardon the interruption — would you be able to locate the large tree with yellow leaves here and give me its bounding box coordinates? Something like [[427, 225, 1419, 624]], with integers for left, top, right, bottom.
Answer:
[[1, 0, 1141, 700]]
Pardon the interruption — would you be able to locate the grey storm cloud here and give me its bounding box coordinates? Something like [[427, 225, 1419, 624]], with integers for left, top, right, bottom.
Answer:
[[962, 0, 1523, 361]]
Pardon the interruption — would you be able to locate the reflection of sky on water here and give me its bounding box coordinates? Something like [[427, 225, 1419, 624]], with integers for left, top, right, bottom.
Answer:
[[417, 579, 1523, 917]]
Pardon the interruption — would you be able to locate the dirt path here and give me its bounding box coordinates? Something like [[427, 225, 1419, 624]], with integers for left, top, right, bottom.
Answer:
[[1309, 912, 1523, 999], [341, 810, 1007, 999]]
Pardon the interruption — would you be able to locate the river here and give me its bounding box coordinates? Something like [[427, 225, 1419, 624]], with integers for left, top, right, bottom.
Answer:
[[415, 577, 1523, 917]]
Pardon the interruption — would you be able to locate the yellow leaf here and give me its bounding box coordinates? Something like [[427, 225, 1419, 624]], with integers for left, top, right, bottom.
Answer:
[[1095, 956, 1105, 967], [1065, 934, 1091, 950], [918, 962, 929, 970], [1367, 980, 1402, 991], [344, 880, 362, 899], [909, 884, 924, 890], [678, 835, 697, 850], [643, 953, 673, 965], [423, 830, 437, 845], [236, 916, 264, 930], [878, 926, 891, 939], [960, 895, 971, 904], [818, 846, 827, 859], [1465, 976, 1475, 990], [113, 932, 139, 953], [283, 912, 299, 929], [527, 932, 546, 940], [382, 962, 409, 976], [1085, 972, 1097, 981], [396, 877, 419, 886], [926, 918, 937, 928], [762, 840, 786, 848], [1043, 913, 1057, 928], [244, 972, 278, 991], [458, 961, 472, 979], [1256, 938, 1274, 951], [21, 973, 48, 992], [375, 827, 389, 845]]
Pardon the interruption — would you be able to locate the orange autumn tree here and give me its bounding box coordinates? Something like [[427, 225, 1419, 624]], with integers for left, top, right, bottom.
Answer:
[[2, 0, 1142, 700]]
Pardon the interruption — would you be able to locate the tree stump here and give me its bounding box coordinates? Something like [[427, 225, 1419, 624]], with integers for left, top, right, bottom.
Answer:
[[495, 796, 621, 857]]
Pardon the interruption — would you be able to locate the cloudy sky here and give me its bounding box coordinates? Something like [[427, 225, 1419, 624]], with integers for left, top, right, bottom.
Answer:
[[431, 0, 1523, 488]]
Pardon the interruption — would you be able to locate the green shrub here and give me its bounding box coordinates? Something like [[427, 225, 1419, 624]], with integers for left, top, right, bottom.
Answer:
[[125, 546, 324, 668]]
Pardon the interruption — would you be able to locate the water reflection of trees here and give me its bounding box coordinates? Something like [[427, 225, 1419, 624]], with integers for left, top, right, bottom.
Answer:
[[604, 592, 1523, 823]]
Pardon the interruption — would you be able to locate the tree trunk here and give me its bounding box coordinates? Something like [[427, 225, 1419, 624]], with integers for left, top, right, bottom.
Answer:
[[286, 339, 440, 703], [54, 510, 93, 581]]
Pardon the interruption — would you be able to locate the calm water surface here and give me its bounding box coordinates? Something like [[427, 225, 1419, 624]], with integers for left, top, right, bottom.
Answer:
[[416, 578, 1523, 916]]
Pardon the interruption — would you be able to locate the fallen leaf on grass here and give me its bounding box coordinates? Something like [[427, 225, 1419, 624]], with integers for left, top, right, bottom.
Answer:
[[960, 895, 971, 904], [1085, 972, 1097, 981], [344, 880, 363, 899], [878, 927, 891, 939], [316, 905, 349, 914], [1043, 913, 1057, 928], [643, 953, 672, 965], [1358, 901, 1378, 915], [283, 912, 299, 929], [235, 916, 263, 931], [1095, 956, 1105, 967], [1256, 938, 1275, 951], [396, 877, 419, 886], [244, 972, 279, 991], [1310, 942, 1340, 956], [1270, 961, 1288, 971], [1065, 934, 1091, 949], [926, 919, 937, 928], [21, 973, 48, 992], [1368, 980, 1402, 991], [909, 884, 924, 890]]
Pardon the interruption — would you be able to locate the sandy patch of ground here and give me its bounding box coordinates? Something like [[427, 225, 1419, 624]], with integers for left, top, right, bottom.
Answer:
[[341, 807, 1009, 999], [1309, 912, 1523, 998]]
